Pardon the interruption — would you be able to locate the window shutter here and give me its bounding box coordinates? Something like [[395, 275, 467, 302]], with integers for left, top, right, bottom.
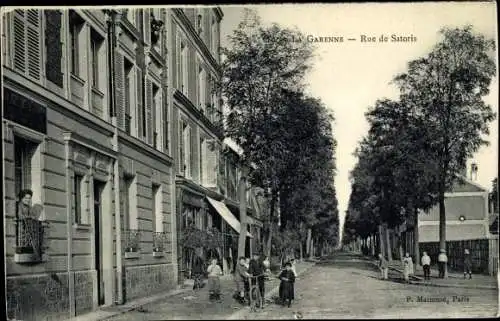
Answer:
[[26, 9, 41, 80], [205, 140, 217, 187], [143, 9, 151, 44], [136, 68, 144, 138], [44, 10, 63, 87], [13, 10, 26, 73], [114, 53, 125, 129], [163, 89, 169, 151], [179, 121, 184, 174], [145, 79, 153, 145], [186, 127, 192, 177]]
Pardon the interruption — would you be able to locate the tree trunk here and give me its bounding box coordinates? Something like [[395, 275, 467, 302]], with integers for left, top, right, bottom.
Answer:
[[398, 232, 404, 263], [385, 224, 393, 261], [438, 190, 447, 278], [371, 233, 376, 256], [306, 228, 312, 257], [264, 191, 277, 258], [309, 236, 314, 259], [413, 207, 420, 268], [378, 225, 385, 258], [299, 240, 303, 260], [237, 168, 248, 259]]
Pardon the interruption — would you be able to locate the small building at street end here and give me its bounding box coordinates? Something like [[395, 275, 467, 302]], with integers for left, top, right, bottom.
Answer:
[[400, 169, 498, 276]]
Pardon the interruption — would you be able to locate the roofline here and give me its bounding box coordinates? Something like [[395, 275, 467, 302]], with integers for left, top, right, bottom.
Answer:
[[455, 174, 488, 192]]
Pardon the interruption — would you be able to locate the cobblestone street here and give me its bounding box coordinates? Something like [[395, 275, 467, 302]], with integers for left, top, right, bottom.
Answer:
[[236, 253, 498, 319], [97, 253, 498, 320]]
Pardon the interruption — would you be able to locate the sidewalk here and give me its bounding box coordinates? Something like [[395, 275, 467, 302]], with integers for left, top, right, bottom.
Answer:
[[381, 257, 498, 290], [70, 260, 316, 321]]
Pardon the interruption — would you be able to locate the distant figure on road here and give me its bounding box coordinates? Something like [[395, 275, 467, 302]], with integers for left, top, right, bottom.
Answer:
[[207, 258, 223, 302], [278, 262, 296, 308], [403, 252, 413, 283], [421, 252, 431, 280], [463, 249, 472, 279], [263, 256, 271, 279], [437, 249, 448, 278], [378, 253, 388, 280]]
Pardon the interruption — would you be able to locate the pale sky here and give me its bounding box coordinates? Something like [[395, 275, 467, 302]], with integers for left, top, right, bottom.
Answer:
[[219, 2, 498, 242]]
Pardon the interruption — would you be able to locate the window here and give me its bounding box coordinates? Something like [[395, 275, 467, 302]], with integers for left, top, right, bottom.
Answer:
[[196, 12, 203, 37], [125, 176, 138, 230], [69, 12, 83, 76], [44, 10, 63, 87], [200, 137, 205, 184], [179, 120, 185, 174], [152, 184, 162, 232], [152, 83, 161, 150], [180, 41, 189, 95], [14, 136, 38, 198], [197, 64, 206, 110], [211, 17, 217, 55], [124, 58, 134, 135], [73, 174, 87, 225], [182, 122, 192, 178], [90, 30, 103, 89]]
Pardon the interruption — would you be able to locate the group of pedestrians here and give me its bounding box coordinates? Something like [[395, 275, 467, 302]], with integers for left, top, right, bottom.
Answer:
[[233, 253, 298, 308], [377, 249, 474, 281]]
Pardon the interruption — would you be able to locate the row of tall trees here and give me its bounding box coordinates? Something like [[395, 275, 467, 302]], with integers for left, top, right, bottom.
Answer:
[[220, 9, 339, 260], [343, 25, 496, 276]]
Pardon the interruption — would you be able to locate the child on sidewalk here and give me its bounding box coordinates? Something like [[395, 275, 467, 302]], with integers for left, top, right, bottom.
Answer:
[[278, 262, 296, 308], [378, 253, 388, 280], [403, 252, 413, 283], [207, 258, 223, 302]]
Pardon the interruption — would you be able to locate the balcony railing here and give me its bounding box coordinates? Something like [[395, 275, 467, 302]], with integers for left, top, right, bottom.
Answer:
[[124, 229, 141, 253], [153, 231, 167, 252], [15, 217, 49, 263]]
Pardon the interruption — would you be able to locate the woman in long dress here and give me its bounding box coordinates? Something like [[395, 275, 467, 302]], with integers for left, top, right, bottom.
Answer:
[[278, 262, 296, 307]]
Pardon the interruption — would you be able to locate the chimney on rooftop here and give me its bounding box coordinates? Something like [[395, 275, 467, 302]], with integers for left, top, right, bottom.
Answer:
[[470, 163, 478, 181]]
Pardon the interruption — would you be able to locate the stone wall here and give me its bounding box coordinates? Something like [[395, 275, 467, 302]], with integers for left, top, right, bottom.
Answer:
[[124, 263, 176, 301], [6, 272, 70, 321]]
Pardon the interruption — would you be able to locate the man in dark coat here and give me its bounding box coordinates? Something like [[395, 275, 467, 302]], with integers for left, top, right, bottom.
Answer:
[[248, 252, 265, 304], [278, 262, 296, 307]]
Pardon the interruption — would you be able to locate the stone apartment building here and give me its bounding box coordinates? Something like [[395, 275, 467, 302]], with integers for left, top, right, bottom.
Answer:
[[2, 7, 264, 321], [168, 8, 263, 281]]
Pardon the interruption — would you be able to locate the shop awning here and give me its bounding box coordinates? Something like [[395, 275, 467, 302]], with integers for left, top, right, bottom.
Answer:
[[207, 197, 253, 238]]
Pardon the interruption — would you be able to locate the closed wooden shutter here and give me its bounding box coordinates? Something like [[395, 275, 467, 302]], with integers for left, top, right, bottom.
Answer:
[[205, 139, 217, 187], [13, 11, 26, 73], [137, 68, 144, 139], [145, 79, 153, 145], [163, 88, 169, 151], [26, 10, 41, 80], [179, 121, 185, 174], [143, 9, 151, 44], [12, 9, 41, 80], [44, 10, 63, 87], [114, 53, 125, 129]]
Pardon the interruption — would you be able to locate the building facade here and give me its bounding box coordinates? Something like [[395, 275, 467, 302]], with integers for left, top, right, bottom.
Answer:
[[2, 8, 176, 321]]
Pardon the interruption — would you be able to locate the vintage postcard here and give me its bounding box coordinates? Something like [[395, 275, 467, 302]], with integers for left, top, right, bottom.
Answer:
[[2, 2, 498, 320]]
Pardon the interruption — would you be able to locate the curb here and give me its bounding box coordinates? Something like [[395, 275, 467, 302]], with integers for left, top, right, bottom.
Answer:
[[226, 263, 316, 320], [66, 287, 191, 321], [409, 280, 497, 290]]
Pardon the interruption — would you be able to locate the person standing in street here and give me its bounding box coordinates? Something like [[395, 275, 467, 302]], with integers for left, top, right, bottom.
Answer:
[[278, 262, 296, 308], [463, 249, 473, 279], [378, 253, 388, 280], [233, 257, 251, 304], [421, 251, 431, 280], [248, 252, 266, 306], [438, 249, 448, 278], [403, 252, 413, 283], [207, 258, 223, 302]]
